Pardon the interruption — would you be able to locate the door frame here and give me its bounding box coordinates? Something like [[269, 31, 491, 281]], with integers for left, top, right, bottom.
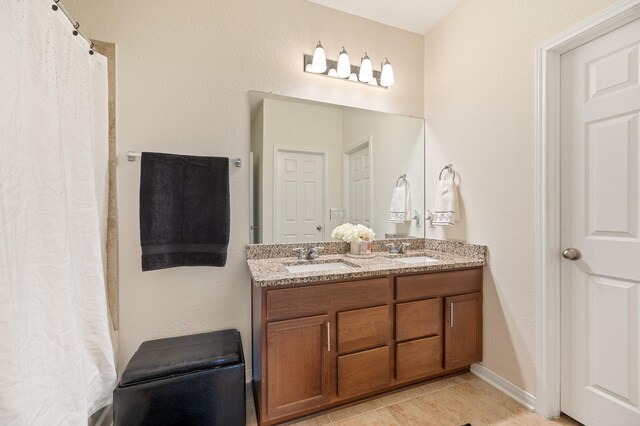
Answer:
[[273, 146, 327, 242], [535, 0, 640, 418], [343, 137, 373, 224]]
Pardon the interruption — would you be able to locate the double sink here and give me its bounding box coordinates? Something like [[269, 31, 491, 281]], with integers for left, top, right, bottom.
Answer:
[[284, 253, 441, 273]]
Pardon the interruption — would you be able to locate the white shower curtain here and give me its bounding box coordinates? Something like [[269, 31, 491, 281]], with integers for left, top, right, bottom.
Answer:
[[0, 0, 117, 424]]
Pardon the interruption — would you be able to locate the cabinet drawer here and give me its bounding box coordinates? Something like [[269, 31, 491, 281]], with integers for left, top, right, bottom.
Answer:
[[337, 346, 390, 398], [396, 268, 482, 301], [396, 298, 442, 342], [396, 336, 443, 381], [338, 305, 389, 353], [267, 278, 390, 321]]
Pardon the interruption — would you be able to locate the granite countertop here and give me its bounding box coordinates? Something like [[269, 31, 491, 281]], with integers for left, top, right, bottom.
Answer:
[[247, 239, 487, 287]]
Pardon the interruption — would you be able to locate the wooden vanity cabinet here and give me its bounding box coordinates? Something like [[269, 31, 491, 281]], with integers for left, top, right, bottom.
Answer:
[[265, 314, 331, 418], [444, 292, 482, 369], [252, 267, 482, 426]]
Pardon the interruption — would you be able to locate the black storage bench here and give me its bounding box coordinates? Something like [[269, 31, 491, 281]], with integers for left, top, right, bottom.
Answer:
[[113, 329, 245, 426]]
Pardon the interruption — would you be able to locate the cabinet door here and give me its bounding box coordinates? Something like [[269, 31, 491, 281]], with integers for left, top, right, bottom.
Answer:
[[444, 292, 482, 369], [266, 314, 330, 418]]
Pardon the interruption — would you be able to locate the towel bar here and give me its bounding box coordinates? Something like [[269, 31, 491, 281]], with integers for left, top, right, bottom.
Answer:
[[125, 151, 241, 167], [395, 174, 407, 187]]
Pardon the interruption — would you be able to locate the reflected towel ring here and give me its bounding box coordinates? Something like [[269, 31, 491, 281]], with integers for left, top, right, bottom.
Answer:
[[439, 164, 455, 181], [396, 174, 407, 187]]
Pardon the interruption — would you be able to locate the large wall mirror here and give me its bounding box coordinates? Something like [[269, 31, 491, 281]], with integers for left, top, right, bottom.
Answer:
[[250, 92, 425, 244]]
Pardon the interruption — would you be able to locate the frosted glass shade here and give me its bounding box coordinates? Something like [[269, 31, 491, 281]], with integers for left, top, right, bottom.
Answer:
[[311, 41, 327, 73], [348, 73, 358, 81], [358, 53, 373, 82], [380, 58, 394, 87], [337, 47, 351, 78], [328, 68, 338, 77]]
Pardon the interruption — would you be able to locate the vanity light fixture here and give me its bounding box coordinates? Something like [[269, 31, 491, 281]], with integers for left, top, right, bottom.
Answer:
[[336, 47, 351, 78], [358, 53, 373, 83], [311, 41, 327, 73], [380, 58, 395, 87], [303, 41, 394, 88]]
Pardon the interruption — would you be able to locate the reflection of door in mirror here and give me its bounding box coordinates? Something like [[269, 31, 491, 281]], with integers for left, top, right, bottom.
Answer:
[[275, 149, 325, 243], [346, 140, 372, 227]]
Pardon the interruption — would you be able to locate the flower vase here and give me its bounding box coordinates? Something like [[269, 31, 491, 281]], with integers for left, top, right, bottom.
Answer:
[[348, 239, 374, 258], [350, 239, 362, 255]]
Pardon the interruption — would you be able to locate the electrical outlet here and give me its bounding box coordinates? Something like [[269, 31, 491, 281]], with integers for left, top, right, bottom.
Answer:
[[330, 208, 345, 220]]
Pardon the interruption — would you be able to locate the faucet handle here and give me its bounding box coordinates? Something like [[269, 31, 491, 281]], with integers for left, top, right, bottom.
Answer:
[[385, 242, 398, 253], [292, 247, 305, 260], [399, 242, 410, 254]]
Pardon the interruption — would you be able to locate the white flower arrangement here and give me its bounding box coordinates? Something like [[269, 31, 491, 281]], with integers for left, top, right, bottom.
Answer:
[[331, 223, 375, 243]]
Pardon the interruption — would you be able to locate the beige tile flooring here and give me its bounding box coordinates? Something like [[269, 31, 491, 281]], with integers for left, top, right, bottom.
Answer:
[[246, 373, 581, 426]]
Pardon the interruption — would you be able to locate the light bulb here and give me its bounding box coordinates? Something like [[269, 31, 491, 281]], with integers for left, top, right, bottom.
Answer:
[[368, 78, 378, 86], [337, 47, 351, 78], [358, 52, 373, 82], [305, 63, 313, 72], [311, 41, 327, 73], [328, 68, 338, 77], [348, 73, 358, 81], [380, 58, 394, 87]]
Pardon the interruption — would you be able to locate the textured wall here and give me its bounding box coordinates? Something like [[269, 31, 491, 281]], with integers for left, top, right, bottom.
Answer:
[[63, 0, 424, 373], [423, 0, 617, 393]]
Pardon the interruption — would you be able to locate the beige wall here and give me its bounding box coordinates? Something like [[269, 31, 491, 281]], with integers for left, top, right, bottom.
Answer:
[[63, 0, 424, 374], [423, 0, 617, 393]]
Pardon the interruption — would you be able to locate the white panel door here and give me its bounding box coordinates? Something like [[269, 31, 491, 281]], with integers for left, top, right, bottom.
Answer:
[[275, 150, 324, 243], [348, 145, 371, 226], [560, 18, 640, 426]]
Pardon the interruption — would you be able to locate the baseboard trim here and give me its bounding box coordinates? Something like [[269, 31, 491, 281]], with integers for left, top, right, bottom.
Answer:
[[470, 363, 536, 411]]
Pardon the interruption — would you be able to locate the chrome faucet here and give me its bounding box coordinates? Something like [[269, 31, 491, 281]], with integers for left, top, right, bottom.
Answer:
[[292, 246, 324, 260], [385, 242, 410, 254]]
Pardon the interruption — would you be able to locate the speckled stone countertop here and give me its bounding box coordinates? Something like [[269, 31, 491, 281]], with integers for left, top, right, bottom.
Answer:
[[247, 238, 487, 287]]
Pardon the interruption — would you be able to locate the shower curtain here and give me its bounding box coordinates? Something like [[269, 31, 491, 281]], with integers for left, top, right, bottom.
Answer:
[[0, 0, 117, 424]]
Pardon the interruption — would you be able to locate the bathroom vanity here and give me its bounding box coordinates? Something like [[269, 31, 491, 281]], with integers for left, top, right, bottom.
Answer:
[[247, 239, 486, 426]]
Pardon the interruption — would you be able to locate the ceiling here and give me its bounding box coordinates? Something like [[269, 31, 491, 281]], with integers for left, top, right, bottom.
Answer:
[[307, 0, 463, 35]]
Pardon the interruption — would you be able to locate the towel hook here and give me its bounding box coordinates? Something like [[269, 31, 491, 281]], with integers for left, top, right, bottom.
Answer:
[[395, 174, 407, 187], [438, 164, 455, 181]]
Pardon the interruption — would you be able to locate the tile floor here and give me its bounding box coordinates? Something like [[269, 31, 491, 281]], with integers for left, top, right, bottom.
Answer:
[[245, 373, 581, 426]]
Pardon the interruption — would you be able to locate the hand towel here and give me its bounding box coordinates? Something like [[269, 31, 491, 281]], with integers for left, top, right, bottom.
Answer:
[[139, 152, 230, 271], [389, 181, 412, 223], [433, 176, 460, 226]]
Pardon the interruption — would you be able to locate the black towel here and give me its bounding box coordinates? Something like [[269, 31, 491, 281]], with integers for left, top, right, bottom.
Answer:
[[139, 152, 230, 271]]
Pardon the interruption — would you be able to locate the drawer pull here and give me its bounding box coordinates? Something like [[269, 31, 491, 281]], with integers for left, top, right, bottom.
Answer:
[[450, 303, 454, 328], [327, 322, 331, 352]]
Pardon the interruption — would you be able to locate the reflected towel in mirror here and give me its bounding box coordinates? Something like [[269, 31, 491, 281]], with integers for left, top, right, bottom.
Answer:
[[389, 181, 411, 223]]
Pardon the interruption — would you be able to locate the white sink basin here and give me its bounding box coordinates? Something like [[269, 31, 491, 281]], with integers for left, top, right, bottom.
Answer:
[[285, 261, 355, 273], [396, 256, 441, 264]]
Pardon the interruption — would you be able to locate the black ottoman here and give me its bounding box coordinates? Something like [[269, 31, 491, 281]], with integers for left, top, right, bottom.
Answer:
[[113, 329, 245, 426]]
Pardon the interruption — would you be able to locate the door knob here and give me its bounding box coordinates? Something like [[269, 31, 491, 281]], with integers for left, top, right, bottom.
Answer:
[[317, 225, 322, 231], [562, 248, 581, 261]]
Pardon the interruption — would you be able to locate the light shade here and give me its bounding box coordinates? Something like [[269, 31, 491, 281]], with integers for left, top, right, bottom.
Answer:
[[336, 47, 351, 78], [311, 41, 327, 73], [328, 68, 338, 77], [358, 52, 373, 82], [380, 58, 394, 87]]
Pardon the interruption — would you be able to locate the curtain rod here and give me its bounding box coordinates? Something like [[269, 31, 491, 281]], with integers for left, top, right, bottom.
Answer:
[[125, 152, 242, 168], [51, 0, 95, 54]]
